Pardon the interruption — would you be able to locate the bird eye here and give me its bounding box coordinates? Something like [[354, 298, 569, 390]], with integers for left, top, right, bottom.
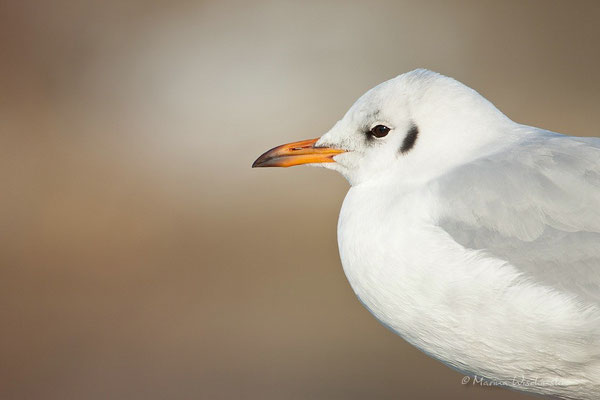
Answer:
[[369, 125, 390, 138]]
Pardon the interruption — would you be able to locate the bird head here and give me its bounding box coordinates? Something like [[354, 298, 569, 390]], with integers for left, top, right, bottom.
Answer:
[[252, 69, 510, 186]]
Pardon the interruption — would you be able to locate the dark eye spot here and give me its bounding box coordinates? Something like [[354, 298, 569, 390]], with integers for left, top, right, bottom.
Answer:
[[369, 125, 390, 138], [400, 124, 419, 153]]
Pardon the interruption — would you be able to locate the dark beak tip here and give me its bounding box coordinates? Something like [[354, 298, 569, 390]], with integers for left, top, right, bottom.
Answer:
[[251, 154, 268, 168], [252, 146, 280, 168]]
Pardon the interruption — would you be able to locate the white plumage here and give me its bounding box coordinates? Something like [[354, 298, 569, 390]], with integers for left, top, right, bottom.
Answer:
[[254, 69, 600, 399]]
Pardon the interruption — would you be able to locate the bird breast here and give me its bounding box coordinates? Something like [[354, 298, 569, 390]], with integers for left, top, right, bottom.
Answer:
[[336, 182, 600, 398]]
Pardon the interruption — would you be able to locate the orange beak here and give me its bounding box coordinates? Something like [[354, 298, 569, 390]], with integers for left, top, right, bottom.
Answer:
[[252, 138, 345, 168]]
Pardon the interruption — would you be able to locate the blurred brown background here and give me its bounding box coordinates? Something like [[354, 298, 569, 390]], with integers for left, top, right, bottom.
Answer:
[[1, 1, 599, 399]]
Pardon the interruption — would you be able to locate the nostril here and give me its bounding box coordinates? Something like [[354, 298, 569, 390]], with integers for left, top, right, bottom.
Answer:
[[291, 146, 310, 151]]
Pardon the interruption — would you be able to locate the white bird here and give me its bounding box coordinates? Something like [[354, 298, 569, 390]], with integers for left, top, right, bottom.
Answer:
[[252, 69, 600, 400]]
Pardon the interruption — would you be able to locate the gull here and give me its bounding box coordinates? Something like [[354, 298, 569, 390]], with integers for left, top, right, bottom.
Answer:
[[252, 69, 600, 400]]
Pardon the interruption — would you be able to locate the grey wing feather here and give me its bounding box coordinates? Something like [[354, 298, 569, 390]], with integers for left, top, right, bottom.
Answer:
[[436, 130, 600, 304]]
